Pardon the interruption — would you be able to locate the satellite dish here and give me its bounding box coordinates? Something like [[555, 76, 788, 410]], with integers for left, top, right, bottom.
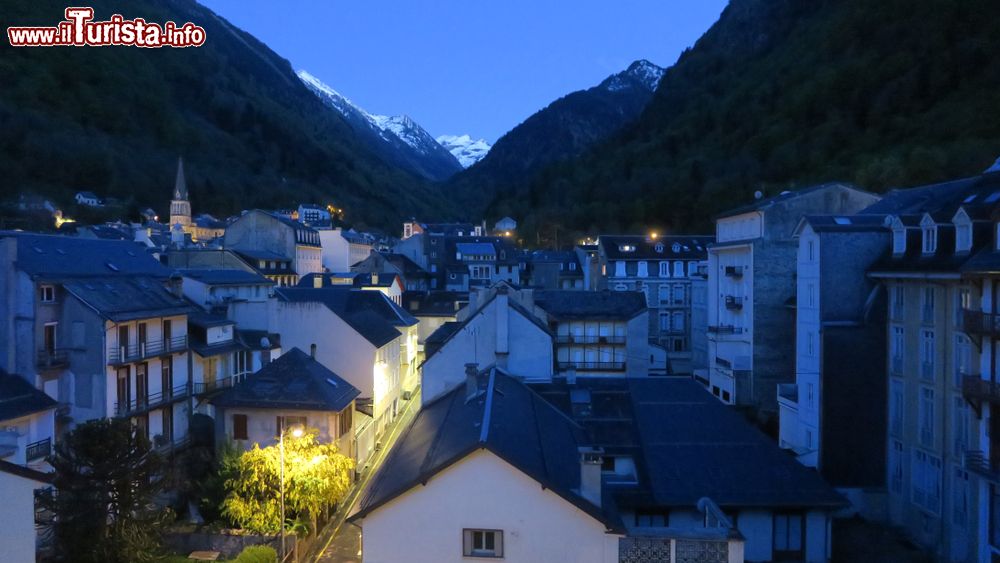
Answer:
[[260, 336, 271, 348], [753, 190, 763, 200]]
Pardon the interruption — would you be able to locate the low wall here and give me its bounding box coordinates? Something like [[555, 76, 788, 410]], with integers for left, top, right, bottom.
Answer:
[[163, 530, 293, 559]]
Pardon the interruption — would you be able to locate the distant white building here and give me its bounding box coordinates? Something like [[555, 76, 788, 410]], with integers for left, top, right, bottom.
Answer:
[[494, 216, 517, 234], [74, 191, 101, 207], [225, 210, 323, 281], [319, 228, 375, 272]]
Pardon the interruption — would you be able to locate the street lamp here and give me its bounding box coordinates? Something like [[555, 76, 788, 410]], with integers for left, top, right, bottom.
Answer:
[[279, 425, 304, 560]]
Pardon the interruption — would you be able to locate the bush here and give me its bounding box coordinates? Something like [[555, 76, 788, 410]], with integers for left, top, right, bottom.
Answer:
[[234, 545, 277, 563]]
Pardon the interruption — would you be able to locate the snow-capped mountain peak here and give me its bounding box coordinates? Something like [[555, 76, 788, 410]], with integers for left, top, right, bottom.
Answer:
[[298, 70, 463, 179], [436, 134, 492, 168], [601, 59, 665, 93]]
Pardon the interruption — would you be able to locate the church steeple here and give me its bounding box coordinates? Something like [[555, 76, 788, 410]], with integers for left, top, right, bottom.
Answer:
[[173, 157, 188, 200], [169, 156, 192, 228]]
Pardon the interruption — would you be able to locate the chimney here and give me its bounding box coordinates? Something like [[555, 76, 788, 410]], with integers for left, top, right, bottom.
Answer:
[[465, 363, 479, 399], [578, 446, 604, 507], [167, 272, 184, 298]]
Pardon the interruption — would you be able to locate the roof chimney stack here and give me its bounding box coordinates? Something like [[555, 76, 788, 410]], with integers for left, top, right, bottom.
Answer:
[[465, 363, 479, 399]]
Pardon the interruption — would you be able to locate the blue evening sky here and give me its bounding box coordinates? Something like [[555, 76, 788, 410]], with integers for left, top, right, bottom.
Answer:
[[199, 0, 728, 142]]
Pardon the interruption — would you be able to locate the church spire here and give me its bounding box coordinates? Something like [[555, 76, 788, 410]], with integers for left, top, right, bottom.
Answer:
[[173, 156, 188, 201]]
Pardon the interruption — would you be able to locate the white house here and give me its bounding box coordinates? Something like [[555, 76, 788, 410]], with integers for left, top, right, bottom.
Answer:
[[318, 228, 375, 273], [0, 372, 57, 471], [225, 210, 323, 280], [0, 461, 52, 563]]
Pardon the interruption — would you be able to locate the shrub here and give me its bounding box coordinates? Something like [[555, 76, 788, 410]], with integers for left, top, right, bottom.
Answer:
[[234, 545, 277, 563]]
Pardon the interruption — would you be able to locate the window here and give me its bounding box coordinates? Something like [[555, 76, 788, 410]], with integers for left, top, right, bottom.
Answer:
[[954, 468, 969, 527], [672, 284, 685, 305], [923, 225, 938, 254], [954, 397, 969, 459], [919, 387, 935, 448], [891, 286, 904, 320], [806, 383, 815, 408], [634, 510, 669, 527], [673, 261, 684, 277], [615, 261, 625, 277], [773, 513, 804, 556], [337, 404, 353, 438], [276, 415, 307, 436], [956, 287, 972, 327], [922, 287, 935, 323], [39, 284, 55, 303], [891, 326, 904, 374], [463, 529, 503, 558], [954, 335, 971, 387], [921, 330, 935, 380], [658, 262, 669, 277], [890, 380, 904, 436], [162, 407, 173, 442], [807, 283, 815, 307], [956, 223, 972, 252], [233, 414, 248, 440], [807, 240, 814, 261], [687, 262, 698, 277], [912, 450, 942, 514], [601, 456, 616, 473], [893, 226, 906, 254], [162, 357, 173, 399], [637, 261, 648, 277], [672, 312, 685, 332], [889, 440, 905, 494]]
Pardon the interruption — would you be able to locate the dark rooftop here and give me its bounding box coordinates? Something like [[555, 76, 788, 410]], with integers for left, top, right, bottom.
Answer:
[[0, 372, 57, 422], [534, 290, 647, 320], [2, 233, 172, 279], [212, 348, 359, 412], [179, 269, 272, 286], [276, 287, 417, 347], [599, 235, 713, 261], [63, 277, 196, 322]]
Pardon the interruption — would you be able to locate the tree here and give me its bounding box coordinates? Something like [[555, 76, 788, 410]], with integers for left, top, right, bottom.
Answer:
[[221, 429, 354, 534], [38, 418, 166, 563]]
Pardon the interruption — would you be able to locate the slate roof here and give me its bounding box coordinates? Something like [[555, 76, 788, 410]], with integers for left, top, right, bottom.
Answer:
[[212, 348, 358, 412], [717, 182, 868, 219], [0, 459, 53, 483], [63, 277, 196, 322], [533, 378, 845, 510], [351, 368, 621, 530], [456, 242, 497, 256], [179, 269, 272, 286], [2, 233, 172, 279], [402, 291, 466, 317], [276, 287, 415, 347], [599, 235, 713, 261], [797, 214, 889, 233], [0, 372, 57, 422], [534, 290, 647, 320]]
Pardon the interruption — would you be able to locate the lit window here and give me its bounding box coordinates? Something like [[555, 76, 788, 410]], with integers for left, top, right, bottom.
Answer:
[[463, 529, 503, 558]]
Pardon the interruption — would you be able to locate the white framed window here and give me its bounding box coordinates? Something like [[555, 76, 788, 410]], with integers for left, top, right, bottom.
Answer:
[[921, 330, 935, 380], [889, 440, 905, 494], [954, 468, 969, 527], [672, 312, 685, 332], [953, 397, 969, 459], [891, 285, 904, 320], [463, 529, 503, 558], [673, 261, 684, 277], [807, 283, 815, 307], [922, 286, 935, 323], [922, 224, 938, 254], [39, 284, 55, 303], [890, 379, 904, 436], [956, 223, 972, 252], [956, 287, 971, 327], [893, 227, 906, 254], [658, 261, 669, 277], [687, 262, 698, 277], [637, 261, 648, 278], [954, 334, 971, 388], [919, 387, 935, 448], [615, 261, 625, 277], [891, 326, 904, 374], [912, 450, 942, 514]]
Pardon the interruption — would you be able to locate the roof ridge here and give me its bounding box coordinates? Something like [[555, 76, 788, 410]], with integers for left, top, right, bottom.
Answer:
[[478, 368, 496, 444]]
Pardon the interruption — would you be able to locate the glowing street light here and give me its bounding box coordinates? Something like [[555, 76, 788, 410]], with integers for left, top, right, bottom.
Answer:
[[279, 424, 304, 559]]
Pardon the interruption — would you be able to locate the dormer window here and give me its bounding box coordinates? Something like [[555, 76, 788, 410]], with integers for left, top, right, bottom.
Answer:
[[956, 223, 972, 253], [654, 243, 664, 253], [672, 243, 681, 253], [920, 215, 937, 255], [659, 261, 669, 277], [892, 228, 906, 255]]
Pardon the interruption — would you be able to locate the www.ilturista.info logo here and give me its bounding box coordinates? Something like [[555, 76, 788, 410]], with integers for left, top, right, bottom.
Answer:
[[7, 7, 206, 48]]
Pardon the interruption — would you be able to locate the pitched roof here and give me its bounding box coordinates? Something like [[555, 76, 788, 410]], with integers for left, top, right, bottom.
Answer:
[[211, 348, 358, 411], [797, 214, 890, 234], [0, 459, 53, 484], [717, 182, 870, 219], [534, 290, 647, 320], [2, 233, 173, 279], [533, 378, 845, 510], [63, 277, 196, 322], [402, 291, 466, 317], [0, 372, 57, 422], [599, 235, 712, 261], [351, 369, 620, 530], [179, 269, 272, 286], [276, 287, 414, 347]]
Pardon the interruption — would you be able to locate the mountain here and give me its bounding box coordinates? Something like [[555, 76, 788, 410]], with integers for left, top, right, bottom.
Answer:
[[0, 0, 448, 230], [446, 59, 664, 206], [436, 134, 492, 168], [298, 71, 462, 181], [476, 0, 1000, 244]]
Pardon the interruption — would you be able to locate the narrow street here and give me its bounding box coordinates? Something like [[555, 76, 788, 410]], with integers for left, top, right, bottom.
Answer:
[[311, 389, 421, 562]]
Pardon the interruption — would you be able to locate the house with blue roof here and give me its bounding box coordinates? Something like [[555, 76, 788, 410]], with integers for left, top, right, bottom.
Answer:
[[211, 347, 359, 458]]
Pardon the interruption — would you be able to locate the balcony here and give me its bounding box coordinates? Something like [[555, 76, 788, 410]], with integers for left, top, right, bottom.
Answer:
[[707, 325, 744, 335], [36, 348, 69, 370], [114, 382, 189, 417], [724, 296, 743, 310], [108, 335, 188, 365], [555, 335, 626, 345], [962, 374, 999, 416], [724, 265, 744, 278], [192, 374, 241, 395], [965, 450, 1000, 483], [25, 438, 51, 462], [557, 361, 626, 372], [963, 309, 1000, 337]]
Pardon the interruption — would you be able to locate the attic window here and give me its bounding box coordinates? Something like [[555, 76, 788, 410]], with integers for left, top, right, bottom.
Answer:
[[988, 191, 1000, 204], [956, 223, 972, 252], [892, 226, 906, 255], [619, 244, 636, 252], [654, 243, 664, 253], [671, 243, 681, 253], [922, 225, 937, 254]]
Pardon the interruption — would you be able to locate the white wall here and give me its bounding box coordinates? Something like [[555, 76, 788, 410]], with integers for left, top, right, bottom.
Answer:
[[359, 450, 620, 563], [221, 406, 352, 458], [319, 229, 350, 272], [0, 470, 44, 563]]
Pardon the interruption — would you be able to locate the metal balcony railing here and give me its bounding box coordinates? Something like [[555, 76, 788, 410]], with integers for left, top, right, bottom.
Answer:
[[707, 325, 743, 335], [724, 296, 743, 310], [25, 438, 51, 461], [108, 335, 188, 365], [555, 335, 626, 345], [965, 450, 1000, 483], [36, 349, 69, 370], [114, 383, 189, 417], [557, 361, 626, 371], [192, 374, 243, 395], [963, 309, 1000, 337]]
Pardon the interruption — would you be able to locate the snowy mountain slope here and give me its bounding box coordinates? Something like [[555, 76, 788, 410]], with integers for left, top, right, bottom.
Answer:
[[436, 134, 492, 168], [298, 70, 462, 181]]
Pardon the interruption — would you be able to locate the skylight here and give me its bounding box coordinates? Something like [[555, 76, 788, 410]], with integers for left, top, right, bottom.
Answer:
[[105, 262, 119, 272], [986, 191, 1000, 203], [963, 194, 978, 203], [326, 378, 339, 387], [833, 217, 851, 225]]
